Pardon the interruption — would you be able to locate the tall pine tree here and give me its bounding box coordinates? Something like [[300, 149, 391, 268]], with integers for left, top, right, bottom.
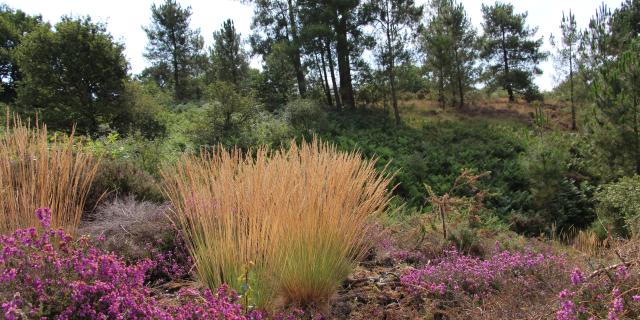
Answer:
[[480, 2, 546, 102], [422, 0, 478, 109], [369, 0, 423, 124], [143, 0, 204, 102], [551, 10, 579, 130], [210, 19, 249, 90]]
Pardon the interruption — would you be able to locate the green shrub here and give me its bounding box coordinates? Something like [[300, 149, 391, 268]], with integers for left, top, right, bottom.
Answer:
[[86, 158, 164, 212], [282, 98, 328, 132], [595, 175, 640, 237], [519, 132, 595, 233], [113, 81, 168, 140]]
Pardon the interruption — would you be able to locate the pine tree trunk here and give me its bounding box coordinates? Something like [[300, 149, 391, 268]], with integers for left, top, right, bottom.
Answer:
[[386, 21, 400, 125], [287, 0, 306, 97], [570, 47, 577, 130], [455, 50, 465, 109], [318, 51, 333, 107], [336, 13, 355, 109], [501, 28, 514, 103], [326, 40, 342, 112]]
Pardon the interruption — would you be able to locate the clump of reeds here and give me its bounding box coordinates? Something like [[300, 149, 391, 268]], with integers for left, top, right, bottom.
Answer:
[[162, 139, 393, 309], [0, 113, 98, 234]]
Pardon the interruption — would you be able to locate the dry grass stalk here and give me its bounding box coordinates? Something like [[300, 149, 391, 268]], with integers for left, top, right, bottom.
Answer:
[[0, 112, 98, 234], [425, 169, 489, 239], [162, 139, 393, 309], [572, 229, 606, 256]]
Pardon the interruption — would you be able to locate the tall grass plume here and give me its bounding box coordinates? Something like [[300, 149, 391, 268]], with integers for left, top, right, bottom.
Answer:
[[162, 139, 393, 309], [0, 112, 98, 234]]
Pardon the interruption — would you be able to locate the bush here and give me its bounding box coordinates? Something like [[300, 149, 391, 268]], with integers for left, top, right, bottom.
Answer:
[[162, 139, 393, 309], [281, 98, 328, 132], [0, 208, 261, 319], [190, 81, 257, 148], [519, 132, 595, 233], [85, 158, 164, 212], [0, 115, 98, 234], [113, 81, 168, 140], [319, 111, 531, 213], [595, 175, 640, 237]]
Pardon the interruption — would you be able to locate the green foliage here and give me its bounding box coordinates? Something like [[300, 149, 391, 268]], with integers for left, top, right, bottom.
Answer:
[[0, 5, 43, 103], [480, 2, 547, 102], [209, 19, 249, 90], [586, 31, 640, 175], [15, 16, 128, 135], [595, 175, 640, 237], [194, 81, 254, 144], [256, 41, 297, 111], [282, 98, 328, 133], [318, 110, 530, 214], [114, 81, 168, 139], [421, 0, 479, 109], [395, 62, 428, 94], [519, 132, 595, 234], [143, 0, 205, 101]]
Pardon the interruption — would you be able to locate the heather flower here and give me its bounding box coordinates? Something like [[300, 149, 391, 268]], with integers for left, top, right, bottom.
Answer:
[[35, 208, 51, 229], [570, 268, 584, 286], [0, 208, 258, 319], [401, 249, 566, 300]]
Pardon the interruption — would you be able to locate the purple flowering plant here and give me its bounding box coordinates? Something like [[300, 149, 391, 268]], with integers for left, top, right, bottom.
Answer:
[[0, 208, 264, 320], [556, 263, 640, 320], [401, 248, 568, 307]]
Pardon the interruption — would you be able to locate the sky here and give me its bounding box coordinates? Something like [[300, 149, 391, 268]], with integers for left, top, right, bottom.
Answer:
[[2, 0, 625, 91]]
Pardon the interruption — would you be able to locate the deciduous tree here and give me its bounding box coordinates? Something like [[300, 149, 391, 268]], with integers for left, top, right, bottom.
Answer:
[[0, 5, 42, 103], [15, 17, 128, 134]]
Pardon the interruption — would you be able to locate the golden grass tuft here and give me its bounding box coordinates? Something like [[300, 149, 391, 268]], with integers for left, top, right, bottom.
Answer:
[[0, 113, 99, 234], [162, 139, 393, 309]]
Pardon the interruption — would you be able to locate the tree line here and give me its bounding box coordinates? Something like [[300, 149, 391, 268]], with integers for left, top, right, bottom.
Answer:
[[0, 0, 638, 145]]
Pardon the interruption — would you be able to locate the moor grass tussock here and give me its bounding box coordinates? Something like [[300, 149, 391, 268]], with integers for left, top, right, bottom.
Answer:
[[162, 139, 394, 309], [0, 114, 98, 234]]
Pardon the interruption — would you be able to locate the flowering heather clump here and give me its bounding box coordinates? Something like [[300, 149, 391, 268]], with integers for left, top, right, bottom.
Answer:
[[0, 208, 259, 320], [556, 263, 640, 320], [401, 249, 567, 302]]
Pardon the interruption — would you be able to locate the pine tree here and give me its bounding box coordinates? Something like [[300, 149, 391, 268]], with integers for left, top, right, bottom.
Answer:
[[551, 10, 579, 130], [422, 0, 477, 109], [480, 2, 547, 102], [210, 19, 249, 90], [369, 0, 423, 124], [247, 0, 307, 97], [585, 3, 640, 174], [422, 1, 453, 109], [143, 0, 204, 101]]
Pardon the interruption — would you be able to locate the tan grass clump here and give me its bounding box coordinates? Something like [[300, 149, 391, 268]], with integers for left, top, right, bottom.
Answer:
[[0, 113, 98, 234], [162, 139, 393, 309]]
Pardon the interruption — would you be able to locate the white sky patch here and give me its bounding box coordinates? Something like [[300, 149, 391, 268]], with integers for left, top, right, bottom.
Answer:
[[3, 0, 624, 91]]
